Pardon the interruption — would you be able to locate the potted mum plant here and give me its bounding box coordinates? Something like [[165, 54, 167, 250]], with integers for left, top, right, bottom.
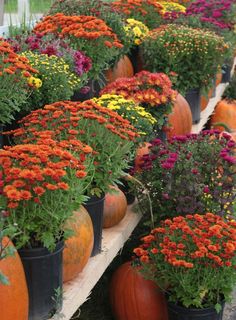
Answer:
[[185, 0, 236, 83], [140, 24, 228, 123], [93, 93, 156, 146], [93, 93, 157, 204], [134, 130, 236, 224], [33, 13, 123, 98], [0, 38, 38, 146], [7, 100, 137, 255], [48, 0, 133, 59], [8, 33, 92, 83], [111, 0, 164, 30], [101, 70, 177, 137], [0, 143, 90, 319], [134, 213, 236, 319], [20, 51, 81, 112]]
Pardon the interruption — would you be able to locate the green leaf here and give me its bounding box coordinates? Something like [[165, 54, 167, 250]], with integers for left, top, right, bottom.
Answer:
[[215, 303, 222, 314], [0, 272, 9, 285]]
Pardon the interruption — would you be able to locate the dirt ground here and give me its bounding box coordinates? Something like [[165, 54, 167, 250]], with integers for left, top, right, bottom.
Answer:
[[223, 291, 236, 320]]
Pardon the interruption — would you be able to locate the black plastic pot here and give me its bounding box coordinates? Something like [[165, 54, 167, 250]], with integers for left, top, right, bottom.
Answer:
[[18, 241, 64, 320], [83, 194, 105, 256], [71, 73, 107, 102], [184, 88, 201, 124], [128, 46, 143, 74], [119, 178, 136, 205], [167, 300, 225, 320], [221, 63, 232, 83], [154, 125, 167, 142]]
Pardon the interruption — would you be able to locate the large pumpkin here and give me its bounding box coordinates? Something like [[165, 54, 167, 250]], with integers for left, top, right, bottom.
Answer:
[[105, 55, 134, 84], [0, 237, 29, 320], [167, 93, 192, 138], [110, 262, 168, 320], [103, 186, 127, 228], [63, 206, 94, 283], [210, 99, 236, 132]]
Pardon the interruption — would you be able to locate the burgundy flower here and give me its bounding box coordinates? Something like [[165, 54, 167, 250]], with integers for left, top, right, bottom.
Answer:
[[161, 162, 174, 170], [203, 186, 210, 193], [191, 168, 198, 175]]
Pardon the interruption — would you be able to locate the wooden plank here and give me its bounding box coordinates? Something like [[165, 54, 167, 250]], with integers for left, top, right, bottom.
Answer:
[[191, 58, 236, 134], [191, 83, 228, 134], [50, 206, 141, 320]]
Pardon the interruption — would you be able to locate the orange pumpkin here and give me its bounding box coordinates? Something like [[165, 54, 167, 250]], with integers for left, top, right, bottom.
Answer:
[[103, 186, 127, 228], [110, 262, 168, 320], [216, 71, 222, 87], [134, 142, 152, 172], [0, 237, 29, 320], [167, 93, 192, 138], [210, 99, 236, 133], [63, 206, 94, 283], [105, 55, 134, 84], [200, 87, 213, 111]]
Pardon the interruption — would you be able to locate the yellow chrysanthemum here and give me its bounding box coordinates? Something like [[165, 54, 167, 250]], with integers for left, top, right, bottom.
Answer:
[[27, 76, 42, 89], [158, 1, 186, 13], [124, 19, 149, 46], [93, 94, 157, 125], [21, 51, 80, 89]]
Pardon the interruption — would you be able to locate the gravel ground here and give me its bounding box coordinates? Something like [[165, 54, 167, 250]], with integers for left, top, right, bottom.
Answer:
[[223, 291, 236, 320]]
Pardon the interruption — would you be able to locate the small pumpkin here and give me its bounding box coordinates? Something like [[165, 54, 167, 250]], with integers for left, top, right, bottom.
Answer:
[[63, 206, 94, 283], [216, 71, 222, 87], [103, 186, 127, 228], [105, 55, 134, 84], [0, 237, 29, 320], [210, 99, 236, 133], [134, 142, 152, 172], [110, 261, 168, 320], [200, 87, 213, 111], [167, 93, 192, 138]]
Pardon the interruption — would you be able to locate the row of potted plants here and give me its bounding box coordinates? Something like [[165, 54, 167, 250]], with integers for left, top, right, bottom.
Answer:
[[0, 0, 236, 319], [0, 0, 235, 131]]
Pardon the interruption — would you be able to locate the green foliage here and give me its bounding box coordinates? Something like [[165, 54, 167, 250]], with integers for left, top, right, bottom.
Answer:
[[29, 0, 53, 13], [3, 0, 17, 13], [223, 73, 236, 101], [0, 209, 16, 284]]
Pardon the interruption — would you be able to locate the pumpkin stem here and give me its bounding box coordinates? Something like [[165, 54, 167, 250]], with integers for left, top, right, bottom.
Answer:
[[125, 174, 154, 229], [211, 122, 232, 133]]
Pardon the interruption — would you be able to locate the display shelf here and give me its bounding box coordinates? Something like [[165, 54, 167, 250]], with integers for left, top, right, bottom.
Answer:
[[191, 59, 236, 134], [50, 206, 141, 320]]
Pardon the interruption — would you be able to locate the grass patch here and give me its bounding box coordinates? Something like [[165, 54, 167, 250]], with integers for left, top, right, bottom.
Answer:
[[4, 0, 17, 13], [29, 0, 54, 13]]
